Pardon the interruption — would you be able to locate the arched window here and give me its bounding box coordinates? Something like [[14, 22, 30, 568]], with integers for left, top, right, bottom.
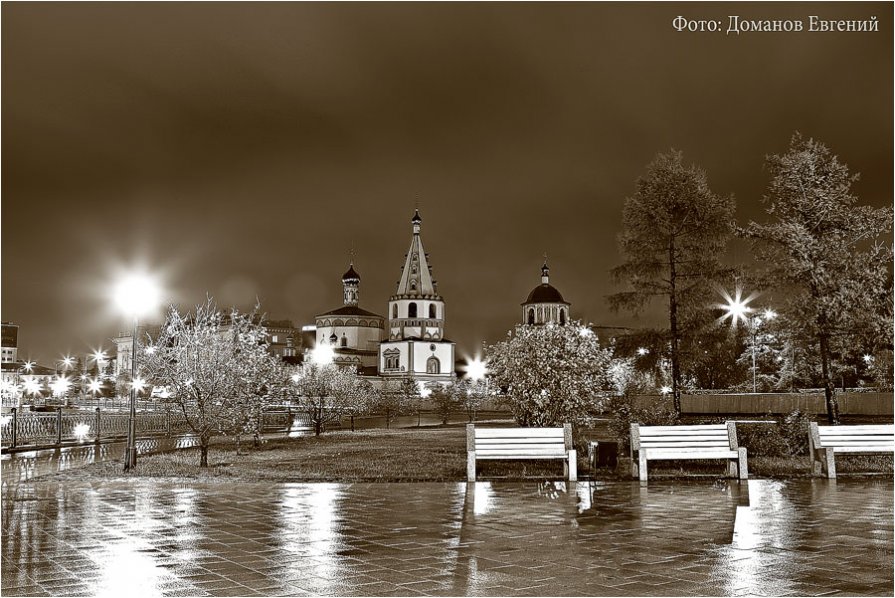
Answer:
[[426, 356, 440, 374], [528, 308, 535, 325], [408, 303, 418, 318], [392, 304, 398, 318], [559, 309, 566, 325], [340, 336, 347, 347], [429, 304, 436, 319]]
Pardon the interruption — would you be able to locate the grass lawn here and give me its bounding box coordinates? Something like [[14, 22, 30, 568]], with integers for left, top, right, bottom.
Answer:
[[35, 424, 893, 483]]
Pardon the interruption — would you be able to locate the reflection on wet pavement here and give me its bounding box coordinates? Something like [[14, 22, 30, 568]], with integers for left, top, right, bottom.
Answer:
[[2, 478, 892, 596]]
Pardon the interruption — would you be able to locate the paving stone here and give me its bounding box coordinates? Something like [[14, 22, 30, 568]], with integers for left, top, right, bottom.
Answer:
[[2, 478, 892, 596]]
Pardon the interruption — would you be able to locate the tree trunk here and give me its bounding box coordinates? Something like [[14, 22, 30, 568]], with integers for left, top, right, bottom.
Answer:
[[315, 420, 322, 436], [819, 333, 841, 424], [668, 236, 682, 415], [199, 440, 209, 467]]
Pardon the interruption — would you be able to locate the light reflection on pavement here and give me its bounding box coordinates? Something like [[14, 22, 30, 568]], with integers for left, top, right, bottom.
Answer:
[[2, 477, 892, 596]]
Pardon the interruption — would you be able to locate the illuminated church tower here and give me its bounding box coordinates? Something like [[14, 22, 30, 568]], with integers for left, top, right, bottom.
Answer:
[[378, 210, 455, 381]]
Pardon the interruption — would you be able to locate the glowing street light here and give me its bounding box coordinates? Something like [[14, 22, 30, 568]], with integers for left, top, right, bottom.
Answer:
[[863, 354, 874, 364], [719, 287, 776, 393], [114, 271, 161, 472], [466, 356, 487, 382], [50, 375, 71, 398], [88, 378, 102, 396], [23, 377, 42, 398], [659, 385, 672, 395], [636, 347, 649, 357], [311, 342, 335, 366]]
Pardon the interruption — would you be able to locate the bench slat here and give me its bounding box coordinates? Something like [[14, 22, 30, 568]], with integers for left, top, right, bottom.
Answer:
[[475, 453, 567, 461], [643, 449, 737, 460], [639, 441, 732, 449], [477, 443, 566, 451], [830, 445, 895, 453], [477, 449, 568, 457], [475, 438, 565, 445], [817, 436, 894, 443], [818, 425, 894, 434], [475, 428, 564, 438], [639, 425, 728, 434]]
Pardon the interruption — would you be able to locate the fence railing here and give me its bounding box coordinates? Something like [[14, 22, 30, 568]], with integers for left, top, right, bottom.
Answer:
[[0, 408, 303, 450]]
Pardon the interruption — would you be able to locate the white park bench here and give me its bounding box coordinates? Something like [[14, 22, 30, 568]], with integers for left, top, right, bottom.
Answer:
[[630, 422, 748, 482], [466, 424, 577, 482], [809, 423, 894, 479]]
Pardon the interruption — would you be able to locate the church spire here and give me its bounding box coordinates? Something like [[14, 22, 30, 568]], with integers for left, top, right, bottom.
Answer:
[[541, 254, 550, 284], [395, 209, 439, 298]]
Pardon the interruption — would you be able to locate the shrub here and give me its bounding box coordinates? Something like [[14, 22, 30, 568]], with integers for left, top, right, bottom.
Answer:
[[735, 411, 812, 458]]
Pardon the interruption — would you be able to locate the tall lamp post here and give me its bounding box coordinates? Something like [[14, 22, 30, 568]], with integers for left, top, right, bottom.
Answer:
[[719, 288, 776, 393], [114, 274, 159, 472]]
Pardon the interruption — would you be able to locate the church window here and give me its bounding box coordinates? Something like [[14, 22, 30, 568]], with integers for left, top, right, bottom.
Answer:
[[408, 303, 418, 318], [341, 336, 347, 347], [426, 356, 440, 374], [527, 308, 535, 325], [560, 309, 566, 325], [392, 304, 398, 318], [429, 304, 436, 319]]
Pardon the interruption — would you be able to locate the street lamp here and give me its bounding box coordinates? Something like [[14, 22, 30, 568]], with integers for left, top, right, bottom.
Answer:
[[114, 273, 160, 472], [719, 288, 776, 393], [310, 341, 335, 366]]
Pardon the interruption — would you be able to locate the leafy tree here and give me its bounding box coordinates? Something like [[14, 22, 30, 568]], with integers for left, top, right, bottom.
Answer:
[[455, 378, 488, 423], [741, 134, 893, 423], [485, 321, 614, 426], [609, 150, 735, 413], [143, 299, 275, 467], [377, 378, 416, 428], [291, 363, 367, 436], [430, 384, 456, 425]]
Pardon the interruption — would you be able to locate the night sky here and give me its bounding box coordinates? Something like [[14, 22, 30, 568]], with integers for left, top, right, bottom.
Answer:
[[3, 2, 892, 366]]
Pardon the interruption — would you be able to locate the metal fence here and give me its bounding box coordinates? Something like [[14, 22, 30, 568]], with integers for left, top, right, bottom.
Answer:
[[1, 408, 300, 450]]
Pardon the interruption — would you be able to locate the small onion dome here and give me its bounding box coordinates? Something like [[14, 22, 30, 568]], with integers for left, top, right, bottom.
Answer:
[[342, 264, 361, 282], [525, 283, 568, 304], [329, 332, 338, 344], [411, 209, 422, 224]]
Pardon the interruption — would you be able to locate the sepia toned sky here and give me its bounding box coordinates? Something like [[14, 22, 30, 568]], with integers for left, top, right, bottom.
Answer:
[[3, 2, 892, 365]]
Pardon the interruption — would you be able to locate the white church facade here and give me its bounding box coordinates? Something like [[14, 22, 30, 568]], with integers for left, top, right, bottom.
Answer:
[[312, 209, 455, 382]]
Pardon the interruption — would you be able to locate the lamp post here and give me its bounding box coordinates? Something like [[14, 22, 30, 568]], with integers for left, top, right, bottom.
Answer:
[[719, 288, 776, 393], [114, 273, 160, 472]]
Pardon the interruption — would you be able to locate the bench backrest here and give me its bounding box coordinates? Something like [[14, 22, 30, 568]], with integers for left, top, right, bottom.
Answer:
[[467, 425, 572, 457], [811, 423, 895, 450], [631, 423, 737, 452]]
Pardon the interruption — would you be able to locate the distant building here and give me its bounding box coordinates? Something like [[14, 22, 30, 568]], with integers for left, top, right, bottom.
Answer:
[[2, 322, 18, 364], [521, 259, 571, 326]]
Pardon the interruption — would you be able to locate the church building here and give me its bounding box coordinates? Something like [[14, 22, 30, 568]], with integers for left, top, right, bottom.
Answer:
[[314, 263, 385, 370], [522, 259, 571, 326], [378, 210, 455, 381]]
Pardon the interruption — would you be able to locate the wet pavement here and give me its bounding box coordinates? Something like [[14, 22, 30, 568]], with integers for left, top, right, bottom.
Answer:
[[1, 476, 892, 596]]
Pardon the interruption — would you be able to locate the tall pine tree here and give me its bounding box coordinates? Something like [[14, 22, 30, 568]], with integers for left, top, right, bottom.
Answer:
[[609, 150, 735, 414], [742, 134, 893, 424]]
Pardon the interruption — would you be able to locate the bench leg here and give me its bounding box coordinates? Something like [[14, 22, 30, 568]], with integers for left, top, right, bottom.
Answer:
[[811, 450, 822, 476], [727, 459, 737, 478], [467, 450, 476, 482], [639, 451, 648, 482], [737, 447, 748, 480], [822, 448, 836, 479], [567, 450, 577, 482]]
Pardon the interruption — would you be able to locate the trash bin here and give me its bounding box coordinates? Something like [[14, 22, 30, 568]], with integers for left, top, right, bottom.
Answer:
[[588, 440, 618, 469]]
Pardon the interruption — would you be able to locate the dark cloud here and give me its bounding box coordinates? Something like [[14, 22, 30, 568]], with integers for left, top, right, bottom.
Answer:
[[2, 2, 892, 364]]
